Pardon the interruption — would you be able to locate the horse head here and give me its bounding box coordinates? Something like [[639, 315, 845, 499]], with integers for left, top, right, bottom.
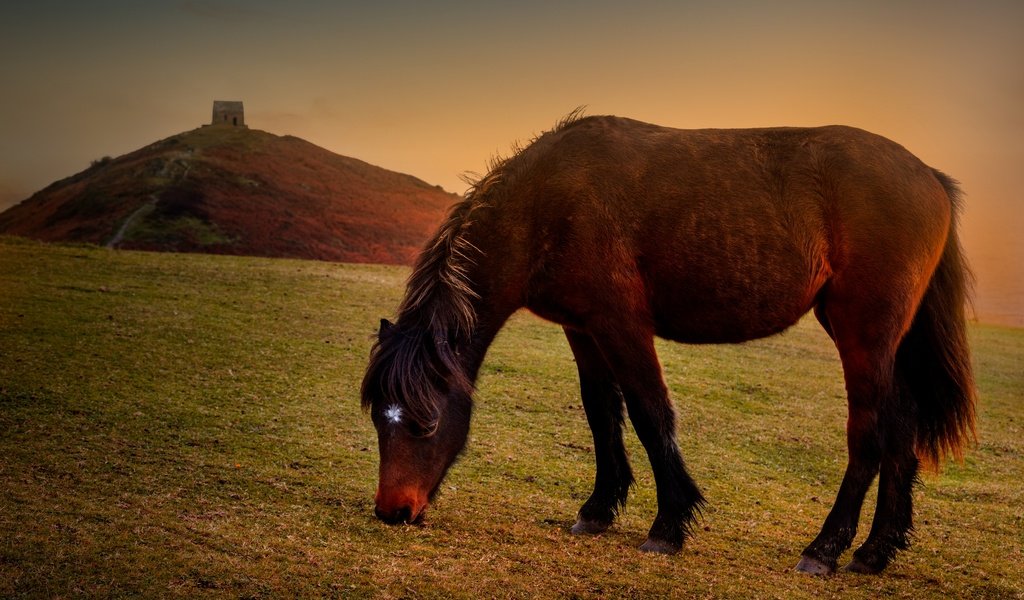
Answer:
[[362, 318, 473, 524]]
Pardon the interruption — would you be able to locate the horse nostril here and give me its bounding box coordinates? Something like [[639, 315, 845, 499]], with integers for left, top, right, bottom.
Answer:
[[375, 504, 414, 524], [395, 506, 412, 524]]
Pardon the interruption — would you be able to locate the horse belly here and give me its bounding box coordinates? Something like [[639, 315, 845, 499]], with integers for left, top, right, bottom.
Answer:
[[645, 237, 826, 344]]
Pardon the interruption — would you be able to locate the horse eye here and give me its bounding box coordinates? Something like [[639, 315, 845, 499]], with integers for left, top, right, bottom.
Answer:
[[409, 418, 442, 438]]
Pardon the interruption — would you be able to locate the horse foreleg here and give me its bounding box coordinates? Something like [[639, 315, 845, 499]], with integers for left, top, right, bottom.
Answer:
[[589, 327, 704, 554], [565, 328, 634, 535]]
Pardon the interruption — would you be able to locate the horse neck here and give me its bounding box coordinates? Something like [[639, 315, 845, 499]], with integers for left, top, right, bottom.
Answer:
[[397, 194, 518, 386], [460, 313, 505, 383], [443, 229, 520, 383]]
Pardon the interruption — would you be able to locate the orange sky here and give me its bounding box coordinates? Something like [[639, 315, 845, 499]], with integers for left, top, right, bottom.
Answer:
[[1, 1, 1021, 324]]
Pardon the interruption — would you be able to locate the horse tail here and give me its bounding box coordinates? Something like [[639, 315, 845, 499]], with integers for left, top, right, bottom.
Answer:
[[898, 169, 977, 470]]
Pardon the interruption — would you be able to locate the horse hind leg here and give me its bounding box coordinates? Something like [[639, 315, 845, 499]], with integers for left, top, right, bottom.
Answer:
[[844, 369, 920, 573], [564, 328, 635, 535], [798, 296, 918, 575], [796, 364, 883, 574], [848, 236, 979, 572]]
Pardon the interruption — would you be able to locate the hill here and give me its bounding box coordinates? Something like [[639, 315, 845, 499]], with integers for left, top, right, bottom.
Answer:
[[0, 126, 459, 264]]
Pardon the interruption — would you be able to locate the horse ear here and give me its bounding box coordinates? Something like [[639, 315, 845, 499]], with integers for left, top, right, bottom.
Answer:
[[379, 318, 395, 340]]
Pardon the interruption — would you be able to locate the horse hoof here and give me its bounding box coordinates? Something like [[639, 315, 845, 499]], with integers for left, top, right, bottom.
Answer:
[[842, 558, 882, 574], [571, 518, 611, 535], [639, 537, 681, 555], [795, 555, 835, 576]]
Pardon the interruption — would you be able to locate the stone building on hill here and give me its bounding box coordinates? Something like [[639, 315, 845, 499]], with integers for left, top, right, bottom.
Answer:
[[212, 101, 246, 127]]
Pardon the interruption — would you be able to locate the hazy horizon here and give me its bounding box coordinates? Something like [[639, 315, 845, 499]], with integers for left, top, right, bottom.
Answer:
[[2, 1, 1021, 325]]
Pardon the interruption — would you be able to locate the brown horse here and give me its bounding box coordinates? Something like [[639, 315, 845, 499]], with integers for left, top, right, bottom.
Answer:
[[360, 113, 976, 575]]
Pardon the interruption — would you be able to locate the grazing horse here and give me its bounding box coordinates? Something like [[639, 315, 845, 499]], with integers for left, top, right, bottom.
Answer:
[[360, 114, 976, 575]]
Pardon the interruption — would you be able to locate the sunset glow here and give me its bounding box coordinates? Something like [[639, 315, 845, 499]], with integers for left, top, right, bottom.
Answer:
[[1, 1, 1020, 324]]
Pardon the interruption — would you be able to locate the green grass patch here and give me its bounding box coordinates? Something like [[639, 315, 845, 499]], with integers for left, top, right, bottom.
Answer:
[[1, 236, 1021, 598], [124, 214, 236, 247]]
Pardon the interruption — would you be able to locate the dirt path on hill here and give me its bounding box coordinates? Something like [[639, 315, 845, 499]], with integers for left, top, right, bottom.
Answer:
[[105, 196, 158, 248], [105, 154, 192, 248]]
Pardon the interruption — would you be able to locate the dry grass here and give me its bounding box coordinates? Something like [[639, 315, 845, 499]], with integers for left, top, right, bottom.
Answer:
[[1, 236, 1021, 598]]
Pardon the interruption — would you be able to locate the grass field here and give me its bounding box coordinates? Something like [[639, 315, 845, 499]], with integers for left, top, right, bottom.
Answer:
[[1, 235, 1021, 598]]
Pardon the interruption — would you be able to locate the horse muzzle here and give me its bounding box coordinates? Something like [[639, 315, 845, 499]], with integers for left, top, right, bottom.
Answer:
[[374, 486, 428, 524]]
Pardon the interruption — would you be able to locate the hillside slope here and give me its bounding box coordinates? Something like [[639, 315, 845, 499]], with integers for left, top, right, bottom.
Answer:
[[0, 126, 458, 264]]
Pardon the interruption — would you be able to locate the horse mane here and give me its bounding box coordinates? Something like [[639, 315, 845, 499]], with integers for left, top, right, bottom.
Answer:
[[358, 148, 507, 431], [360, 109, 588, 431]]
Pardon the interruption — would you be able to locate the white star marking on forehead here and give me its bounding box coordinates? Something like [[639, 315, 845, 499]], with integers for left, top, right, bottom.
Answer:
[[384, 405, 403, 425]]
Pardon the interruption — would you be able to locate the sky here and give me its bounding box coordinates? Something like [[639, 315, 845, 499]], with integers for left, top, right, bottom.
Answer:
[[1, 0, 1021, 325]]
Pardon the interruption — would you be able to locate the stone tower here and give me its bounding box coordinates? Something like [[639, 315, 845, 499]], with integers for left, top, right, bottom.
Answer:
[[211, 101, 246, 127]]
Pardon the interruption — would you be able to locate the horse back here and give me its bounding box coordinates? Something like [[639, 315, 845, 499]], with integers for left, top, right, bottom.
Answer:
[[479, 117, 951, 344]]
